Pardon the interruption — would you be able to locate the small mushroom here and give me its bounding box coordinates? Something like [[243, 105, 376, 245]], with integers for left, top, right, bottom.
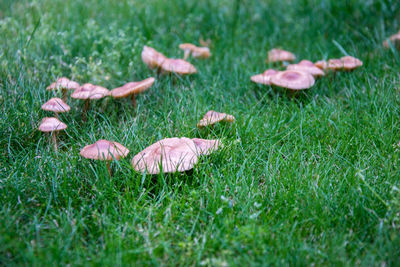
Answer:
[[41, 97, 71, 117], [383, 31, 400, 49], [71, 83, 110, 119], [38, 117, 67, 151], [160, 58, 197, 75], [314, 60, 328, 70], [80, 140, 130, 176], [327, 59, 344, 71], [250, 69, 278, 85], [141, 46, 167, 69], [131, 137, 199, 174], [267, 49, 296, 63], [179, 43, 211, 60], [197, 110, 235, 128], [270, 70, 315, 90], [111, 77, 155, 108], [192, 138, 222, 156], [47, 77, 80, 101], [340, 56, 363, 71], [287, 60, 325, 77]]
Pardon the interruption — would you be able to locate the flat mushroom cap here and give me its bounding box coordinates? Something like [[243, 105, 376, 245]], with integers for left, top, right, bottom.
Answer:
[[41, 97, 71, 113], [270, 70, 315, 90], [71, 83, 110, 100], [80, 140, 130, 161], [141, 46, 167, 69], [47, 77, 80, 91], [197, 110, 235, 128], [161, 58, 197, 75], [287, 60, 325, 77], [250, 69, 278, 85], [38, 117, 67, 132], [314, 60, 328, 70], [132, 137, 199, 174], [340, 56, 363, 70], [111, 77, 155, 98], [267, 49, 296, 62], [192, 138, 222, 156]]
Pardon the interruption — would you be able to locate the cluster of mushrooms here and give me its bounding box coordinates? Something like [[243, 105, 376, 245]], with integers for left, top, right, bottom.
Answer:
[[38, 43, 238, 175], [39, 30, 400, 175], [251, 48, 363, 90]]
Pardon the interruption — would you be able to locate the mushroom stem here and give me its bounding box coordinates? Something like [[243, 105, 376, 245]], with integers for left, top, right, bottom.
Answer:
[[131, 94, 137, 109], [106, 161, 111, 176], [62, 89, 68, 102], [52, 132, 58, 151], [82, 99, 90, 121]]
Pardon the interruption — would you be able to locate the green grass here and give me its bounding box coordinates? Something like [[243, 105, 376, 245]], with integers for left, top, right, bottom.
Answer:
[[1, 0, 400, 265]]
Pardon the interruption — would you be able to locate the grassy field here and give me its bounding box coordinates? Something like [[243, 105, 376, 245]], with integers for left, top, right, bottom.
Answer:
[[1, 0, 400, 265]]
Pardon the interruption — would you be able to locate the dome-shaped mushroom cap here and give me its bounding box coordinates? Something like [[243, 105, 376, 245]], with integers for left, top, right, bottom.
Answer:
[[41, 97, 71, 113], [197, 110, 235, 128], [327, 59, 344, 70], [71, 83, 110, 100], [270, 70, 315, 90], [267, 49, 296, 62], [47, 77, 80, 91], [38, 117, 67, 132], [314, 60, 328, 70], [287, 60, 325, 77], [111, 77, 155, 98], [161, 58, 197, 75], [340, 56, 363, 70], [132, 137, 199, 174], [141, 46, 167, 69], [80, 140, 129, 161], [192, 138, 222, 156]]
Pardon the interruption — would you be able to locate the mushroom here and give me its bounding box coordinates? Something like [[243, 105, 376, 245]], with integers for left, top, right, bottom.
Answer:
[[314, 60, 328, 70], [41, 97, 71, 117], [141, 46, 167, 69], [71, 83, 110, 119], [270, 70, 315, 90], [340, 56, 363, 71], [179, 43, 211, 60], [131, 137, 199, 174], [267, 49, 296, 63], [80, 140, 130, 176], [160, 58, 197, 75], [326, 59, 344, 71], [47, 77, 80, 101], [197, 110, 235, 128], [383, 31, 400, 49], [110, 77, 155, 108], [192, 138, 222, 156], [287, 60, 325, 77], [250, 69, 278, 85], [38, 117, 67, 151]]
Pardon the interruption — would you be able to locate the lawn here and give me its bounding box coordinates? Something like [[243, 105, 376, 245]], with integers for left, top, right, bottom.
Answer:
[[1, 0, 400, 265]]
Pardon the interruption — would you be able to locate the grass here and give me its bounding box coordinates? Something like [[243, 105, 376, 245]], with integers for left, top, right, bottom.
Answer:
[[1, 0, 400, 265]]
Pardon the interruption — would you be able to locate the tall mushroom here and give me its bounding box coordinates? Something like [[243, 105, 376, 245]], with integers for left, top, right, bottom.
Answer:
[[179, 43, 211, 60], [270, 70, 315, 90], [287, 60, 325, 77], [71, 83, 110, 120], [41, 97, 71, 118], [38, 117, 67, 151], [80, 140, 130, 176], [267, 49, 296, 63], [132, 137, 199, 174], [47, 77, 80, 101], [110, 77, 155, 108], [197, 110, 235, 128], [251, 69, 278, 85]]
